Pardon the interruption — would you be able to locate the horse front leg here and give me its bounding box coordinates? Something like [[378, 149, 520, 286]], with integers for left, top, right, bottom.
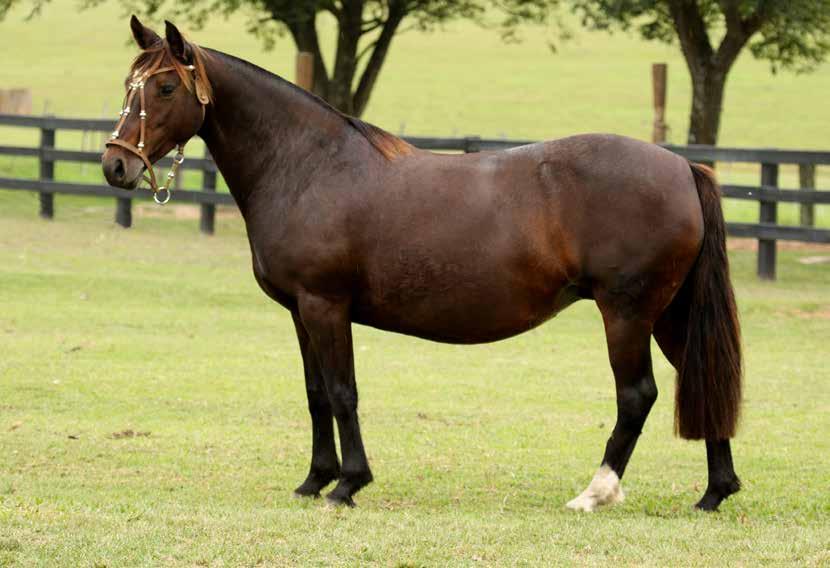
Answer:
[[292, 311, 341, 497], [297, 294, 373, 507]]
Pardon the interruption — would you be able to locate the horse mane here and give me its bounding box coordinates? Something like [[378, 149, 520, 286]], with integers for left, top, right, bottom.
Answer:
[[129, 40, 213, 103], [343, 116, 414, 161], [200, 48, 413, 161]]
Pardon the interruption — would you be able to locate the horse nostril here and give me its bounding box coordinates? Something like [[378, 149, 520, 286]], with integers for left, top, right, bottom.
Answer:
[[113, 158, 126, 181]]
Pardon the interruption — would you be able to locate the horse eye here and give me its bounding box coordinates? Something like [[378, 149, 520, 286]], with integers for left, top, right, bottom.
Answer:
[[160, 84, 176, 96]]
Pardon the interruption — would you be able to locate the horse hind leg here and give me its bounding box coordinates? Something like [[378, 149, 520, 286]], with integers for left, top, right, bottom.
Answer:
[[567, 305, 657, 512], [653, 291, 741, 511]]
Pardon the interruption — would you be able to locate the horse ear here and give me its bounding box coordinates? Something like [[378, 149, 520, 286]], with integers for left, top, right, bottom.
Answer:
[[130, 15, 161, 50], [165, 20, 192, 63]]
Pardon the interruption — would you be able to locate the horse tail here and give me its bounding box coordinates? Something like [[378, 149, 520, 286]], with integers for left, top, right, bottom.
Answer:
[[674, 162, 742, 440]]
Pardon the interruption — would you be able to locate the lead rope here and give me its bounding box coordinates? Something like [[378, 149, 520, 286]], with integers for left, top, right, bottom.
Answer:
[[106, 61, 205, 205]]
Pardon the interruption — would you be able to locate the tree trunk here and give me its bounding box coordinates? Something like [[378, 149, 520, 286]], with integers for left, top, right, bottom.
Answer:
[[687, 66, 727, 145], [282, 0, 406, 118], [286, 15, 331, 102], [328, 0, 364, 115], [352, 8, 404, 116]]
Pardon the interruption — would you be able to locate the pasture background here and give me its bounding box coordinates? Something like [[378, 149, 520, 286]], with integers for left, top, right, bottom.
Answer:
[[2, 2, 830, 147], [1, 2, 830, 566], [1, 189, 829, 567], [1, 1, 829, 227]]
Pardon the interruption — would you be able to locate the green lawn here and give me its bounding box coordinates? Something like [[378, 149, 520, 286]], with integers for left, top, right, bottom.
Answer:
[[1, 194, 829, 566], [1, 3, 829, 566]]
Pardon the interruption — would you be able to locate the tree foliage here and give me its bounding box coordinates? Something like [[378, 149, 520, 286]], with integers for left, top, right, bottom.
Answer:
[[572, 1, 830, 72], [567, 1, 830, 144], [112, 0, 552, 116]]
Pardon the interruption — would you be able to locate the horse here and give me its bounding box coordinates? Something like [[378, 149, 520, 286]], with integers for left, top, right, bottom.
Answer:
[[102, 16, 743, 512]]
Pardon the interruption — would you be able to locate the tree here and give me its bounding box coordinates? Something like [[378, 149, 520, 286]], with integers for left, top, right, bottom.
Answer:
[[1, 0, 549, 117], [2, 0, 551, 117], [114, 0, 549, 117], [568, 1, 830, 145]]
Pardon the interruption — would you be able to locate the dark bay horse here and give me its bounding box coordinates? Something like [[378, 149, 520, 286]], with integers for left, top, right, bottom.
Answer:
[[102, 17, 743, 512]]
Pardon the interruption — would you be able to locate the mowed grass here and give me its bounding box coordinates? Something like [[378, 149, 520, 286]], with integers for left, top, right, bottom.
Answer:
[[1, 3, 830, 565], [1, 194, 829, 566]]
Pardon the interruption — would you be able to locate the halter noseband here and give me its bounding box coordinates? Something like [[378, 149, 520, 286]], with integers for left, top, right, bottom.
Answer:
[[106, 56, 208, 205]]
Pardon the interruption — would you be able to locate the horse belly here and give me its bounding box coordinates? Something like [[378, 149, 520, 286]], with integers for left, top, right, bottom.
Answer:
[[353, 262, 576, 344]]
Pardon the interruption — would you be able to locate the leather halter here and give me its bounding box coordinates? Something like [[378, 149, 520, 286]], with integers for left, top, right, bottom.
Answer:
[[106, 56, 208, 204]]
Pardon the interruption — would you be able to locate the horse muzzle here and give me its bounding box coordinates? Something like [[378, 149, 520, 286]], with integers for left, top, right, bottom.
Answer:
[[102, 149, 144, 190]]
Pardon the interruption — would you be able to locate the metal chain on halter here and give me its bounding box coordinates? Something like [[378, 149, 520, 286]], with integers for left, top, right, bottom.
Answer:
[[106, 58, 205, 205]]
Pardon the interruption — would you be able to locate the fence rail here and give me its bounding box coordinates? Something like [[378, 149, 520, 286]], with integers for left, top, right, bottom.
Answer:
[[1, 114, 828, 280]]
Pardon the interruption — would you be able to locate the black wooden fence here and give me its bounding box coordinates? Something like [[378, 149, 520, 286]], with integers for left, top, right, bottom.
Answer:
[[1, 114, 828, 280]]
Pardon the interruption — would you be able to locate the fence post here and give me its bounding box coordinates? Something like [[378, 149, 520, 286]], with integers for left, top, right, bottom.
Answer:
[[651, 63, 668, 144], [200, 147, 217, 235], [799, 163, 815, 227], [115, 194, 132, 228], [464, 136, 481, 153], [39, 121, 55, 219], [758, 163, 778, 280], [295, 52, 314, 91]]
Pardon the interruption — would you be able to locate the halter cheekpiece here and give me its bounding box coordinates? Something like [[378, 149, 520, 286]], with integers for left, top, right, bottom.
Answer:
[[105, 56, 207, 205]]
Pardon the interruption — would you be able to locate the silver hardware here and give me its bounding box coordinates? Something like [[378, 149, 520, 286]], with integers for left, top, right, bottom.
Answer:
[[137, 142, 144, 149], [153, 189, 171, 205], [111, 130, 119, 138], [139, 111, 146, 119], [167, 172, 175, 179], [123, 107, 130, 115]]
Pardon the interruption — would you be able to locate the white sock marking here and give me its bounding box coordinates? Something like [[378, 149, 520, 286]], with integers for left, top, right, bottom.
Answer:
[[565, 465, 625, 512]]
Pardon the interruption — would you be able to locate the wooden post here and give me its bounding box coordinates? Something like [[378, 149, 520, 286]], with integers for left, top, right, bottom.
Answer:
[[0, 88, 33, 114], [115, 195, 132, 228], [758, 163, 778, 280], [651, 63, 668, 144], [115, 145, 132, 228], [38, 122, 55, 219], [799, 163, 816, 227], [200, 147, 217, 235], [295, 52, 314, 91], [464, 136, 481, 153]]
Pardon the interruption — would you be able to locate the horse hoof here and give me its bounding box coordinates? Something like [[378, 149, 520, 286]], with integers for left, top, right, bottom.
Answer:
[[566, 465, 625, 512], [292, 489, 320, 499], [695, 477, 741, 512], [325, 492, 356, 508], [566, 494, 598, 512], [293, 469, 340, 498], [694, 494, 721, 512]]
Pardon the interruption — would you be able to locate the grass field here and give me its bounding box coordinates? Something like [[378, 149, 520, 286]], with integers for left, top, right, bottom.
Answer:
[[1, 191, 829, 566], [1, 3, 829, 566]]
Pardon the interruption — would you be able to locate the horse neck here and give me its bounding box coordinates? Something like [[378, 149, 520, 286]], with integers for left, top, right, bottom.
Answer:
[[197, 51, 358, 212]]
